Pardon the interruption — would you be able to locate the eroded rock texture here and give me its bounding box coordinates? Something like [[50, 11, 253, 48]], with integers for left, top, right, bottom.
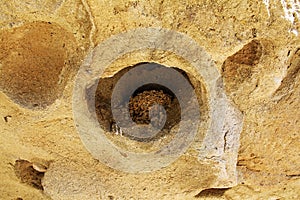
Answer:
[[0, 0, 299, 200]]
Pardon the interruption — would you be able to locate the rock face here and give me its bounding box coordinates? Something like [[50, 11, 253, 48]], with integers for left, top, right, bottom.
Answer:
[[0, 0, 299, 200]]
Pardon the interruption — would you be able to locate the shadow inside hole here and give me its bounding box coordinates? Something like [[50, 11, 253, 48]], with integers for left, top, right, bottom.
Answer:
[[92, 62, 196, 142], [194, 188, 229, 198], [13, 159, 46, 190], [132, 83, 175, 98]]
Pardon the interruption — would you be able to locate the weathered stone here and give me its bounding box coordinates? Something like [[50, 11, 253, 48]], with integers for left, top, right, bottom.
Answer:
[[0, 0, 299, 199]]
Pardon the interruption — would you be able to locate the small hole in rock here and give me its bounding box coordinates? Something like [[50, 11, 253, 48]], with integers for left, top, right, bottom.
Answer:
[[108, 195, 114, 200], [195, 188, 228, 198], [13, 159, 47, 190], [3, 115, 12, 122]]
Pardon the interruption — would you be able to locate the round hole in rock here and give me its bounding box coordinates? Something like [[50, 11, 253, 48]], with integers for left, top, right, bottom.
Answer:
[[94, 62, 198, 142]]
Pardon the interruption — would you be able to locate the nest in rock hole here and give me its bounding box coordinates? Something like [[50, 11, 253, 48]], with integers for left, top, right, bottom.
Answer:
[[129, 90, 172, 126]]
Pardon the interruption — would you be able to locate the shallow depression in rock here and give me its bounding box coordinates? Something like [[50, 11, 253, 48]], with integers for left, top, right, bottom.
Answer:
[[0, 21, 77, 109]]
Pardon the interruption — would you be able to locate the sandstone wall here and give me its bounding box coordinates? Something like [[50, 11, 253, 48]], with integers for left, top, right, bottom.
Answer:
[[0, 0, 299, 199]]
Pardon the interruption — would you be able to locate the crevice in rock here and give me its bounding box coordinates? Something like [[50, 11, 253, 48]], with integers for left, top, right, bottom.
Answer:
[[194, 188, 229, 198], [222, 39, 263, 93], [272, 48, 300, 102], [80, 0, 96, 47], [13, 159, 49, 190]]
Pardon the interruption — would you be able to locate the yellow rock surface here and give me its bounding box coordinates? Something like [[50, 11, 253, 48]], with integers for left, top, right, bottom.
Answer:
[[0, 0, 299, 199]]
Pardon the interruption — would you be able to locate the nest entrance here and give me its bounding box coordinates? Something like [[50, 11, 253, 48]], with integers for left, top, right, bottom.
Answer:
[[93, 63, 193, 142]]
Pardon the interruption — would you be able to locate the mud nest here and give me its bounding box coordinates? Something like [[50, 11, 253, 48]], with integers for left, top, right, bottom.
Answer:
[[129, 90, 172, 126]]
